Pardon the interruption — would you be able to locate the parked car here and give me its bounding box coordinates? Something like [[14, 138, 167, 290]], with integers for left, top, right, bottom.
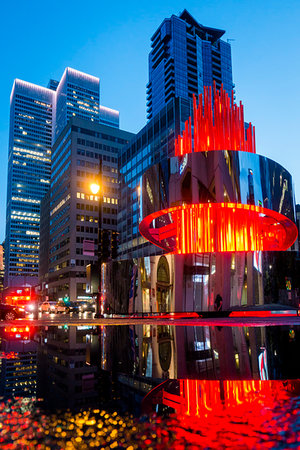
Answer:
[[79, 302, 95, 313], [65, 302, 80, 314], [0, 304, 26, 321], [40, 301, 56, 314], [55, 301, 67, 314]]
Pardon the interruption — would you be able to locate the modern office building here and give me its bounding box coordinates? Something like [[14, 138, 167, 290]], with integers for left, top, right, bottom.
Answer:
[[146, 9, 233, 120], [54, 67, 100, 139], [118, 96, 192, 260], [5, 80, 54, 288], [5, 67, 118, 289], [119, 10, 234, 260], [39, 117, 133, 302]]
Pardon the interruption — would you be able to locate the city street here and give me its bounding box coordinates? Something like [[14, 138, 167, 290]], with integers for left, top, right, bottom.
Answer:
[[1, 314, 300, 327]]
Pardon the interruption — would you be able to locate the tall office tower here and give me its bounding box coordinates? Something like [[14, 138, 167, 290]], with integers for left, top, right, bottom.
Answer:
[[5, 68, 103, 289], [5, 80, 54, 288], [39, 117, 133, 302], [55, 68, 100, 139], [146, 9, 233, 120]]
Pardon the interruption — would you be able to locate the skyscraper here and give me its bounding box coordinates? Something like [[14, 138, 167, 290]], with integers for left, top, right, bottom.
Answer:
[[5, 68, 104, 288], [5, 80, 54, 288], [54, 68, 100, 139], [146, 9, 233, 120]]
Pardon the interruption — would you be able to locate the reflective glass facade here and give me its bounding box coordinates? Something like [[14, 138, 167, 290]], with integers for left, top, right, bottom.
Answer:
[[118, 97, 192, 259], [5, 81, 54, 287], [5, 68, 107, 288], [146, 10, 233, 120], [55, 68, 100, 139]]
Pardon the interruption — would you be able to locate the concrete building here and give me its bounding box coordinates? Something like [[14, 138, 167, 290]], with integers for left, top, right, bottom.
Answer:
[[39, 117, 133, 302]]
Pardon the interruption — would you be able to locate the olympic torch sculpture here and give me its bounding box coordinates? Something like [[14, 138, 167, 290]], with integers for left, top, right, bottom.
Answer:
[[139, 84, 298, 254]]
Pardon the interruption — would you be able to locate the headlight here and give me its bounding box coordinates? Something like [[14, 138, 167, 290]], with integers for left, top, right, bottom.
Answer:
[[18, 308, 25, 312], [28, 304, 35, 311]]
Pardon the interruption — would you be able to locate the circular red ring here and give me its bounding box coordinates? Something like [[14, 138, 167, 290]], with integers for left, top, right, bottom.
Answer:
[[139, 202, 298, 254]]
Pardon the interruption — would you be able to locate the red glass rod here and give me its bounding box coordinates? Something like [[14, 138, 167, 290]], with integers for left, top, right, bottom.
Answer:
[[175, 84, 256, 156], [139, 203, 298, 254]]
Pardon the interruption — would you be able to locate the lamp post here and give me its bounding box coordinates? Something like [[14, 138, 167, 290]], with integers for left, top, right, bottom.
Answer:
[[90, 157, 103, 318]]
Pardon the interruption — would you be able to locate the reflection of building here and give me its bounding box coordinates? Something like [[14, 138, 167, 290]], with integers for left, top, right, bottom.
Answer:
[[39, 118, 133, 302], [0, 327, 37, 399], [147, 10, 233, 120], [37, 326, 99, 409]]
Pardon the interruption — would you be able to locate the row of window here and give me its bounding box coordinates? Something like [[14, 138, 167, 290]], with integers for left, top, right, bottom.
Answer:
[[76, 215, 98, 223], [76, 148, 118, 162], [72, 125, 128, 145], [76, 225, 97, 234], [76, 180, 118, 194], [76, 203, 98, 212], [76, 170, 118, 184]]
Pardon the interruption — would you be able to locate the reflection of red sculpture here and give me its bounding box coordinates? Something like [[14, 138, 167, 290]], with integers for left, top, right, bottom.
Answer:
[[143, 379, 300, 416], [139, 203, 298, 254], [175, 83, 256, 155]]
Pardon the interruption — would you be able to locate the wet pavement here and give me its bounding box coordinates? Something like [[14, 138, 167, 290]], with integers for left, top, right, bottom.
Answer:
[[1, 321, 300, 448]]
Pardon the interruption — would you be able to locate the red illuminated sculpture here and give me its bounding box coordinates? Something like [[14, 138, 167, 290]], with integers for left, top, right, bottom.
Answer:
[[175, 84, 256, 156], [139, 85, 297, 254]]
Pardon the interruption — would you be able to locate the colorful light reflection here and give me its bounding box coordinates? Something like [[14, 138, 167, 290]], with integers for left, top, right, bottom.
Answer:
[[139, 202, 298, 254]]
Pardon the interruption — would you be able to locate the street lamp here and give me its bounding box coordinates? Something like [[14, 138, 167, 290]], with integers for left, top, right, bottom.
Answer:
[[90, 158, 103, 318], [90, 183, 100, 195]]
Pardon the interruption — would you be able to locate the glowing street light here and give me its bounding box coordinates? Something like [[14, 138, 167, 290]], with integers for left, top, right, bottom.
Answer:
[[90, 183, 100, 195]]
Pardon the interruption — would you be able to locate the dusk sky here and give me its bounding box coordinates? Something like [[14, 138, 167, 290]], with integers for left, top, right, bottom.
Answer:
[[0, 0, 299, 242]]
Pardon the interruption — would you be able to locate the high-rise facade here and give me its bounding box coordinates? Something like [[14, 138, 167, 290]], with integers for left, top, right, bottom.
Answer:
[[54, 68, 100, 139], [5, 81, 54, 288], [39, 117, 133, 302], [5, 68, 105, 288], [146, 9, 233, 120]]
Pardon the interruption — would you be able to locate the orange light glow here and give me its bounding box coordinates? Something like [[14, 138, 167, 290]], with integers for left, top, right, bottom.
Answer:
[[139, 202, 298, 254], [90, 183, 100, 195]]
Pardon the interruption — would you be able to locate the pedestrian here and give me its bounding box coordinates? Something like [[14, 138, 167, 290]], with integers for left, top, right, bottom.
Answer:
[[214, 294, 223, 311]]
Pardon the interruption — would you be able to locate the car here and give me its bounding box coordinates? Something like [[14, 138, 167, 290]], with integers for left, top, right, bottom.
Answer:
[[65, 301, 80, 314], [0, 303, 26, 321], [79, 302, 95, 313], [40, 301, 56, 314], [55, 301, 67, 314]]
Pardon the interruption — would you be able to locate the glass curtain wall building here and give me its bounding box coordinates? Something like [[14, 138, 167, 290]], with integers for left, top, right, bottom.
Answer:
[[5, 81, 54, 288], [54, 68, 100, 140], [146, 9, 233, 120], [5, 68, 105, 288]]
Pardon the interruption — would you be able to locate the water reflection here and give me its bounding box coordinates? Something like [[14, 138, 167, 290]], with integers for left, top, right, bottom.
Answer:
[[0, 324, 300, 447]]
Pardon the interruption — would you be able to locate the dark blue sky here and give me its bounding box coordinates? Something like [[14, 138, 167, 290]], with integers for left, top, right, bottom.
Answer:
[[0, 0, 299, 242]]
